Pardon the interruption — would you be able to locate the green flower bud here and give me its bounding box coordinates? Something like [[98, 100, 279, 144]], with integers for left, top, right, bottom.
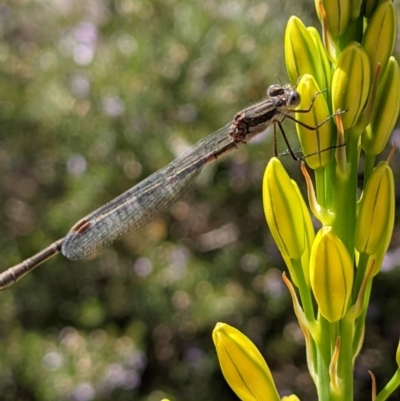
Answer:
[[362, 0, 396, 78], [213, 323, 280, 401], [263, 158, 306, 260], [332, 43, 371, 130], [310, 227, 354, 323], [362, 57, 400, 155], [314, 0, 351, 38], [396, 338, 400, 367], [295, 75, 333, 169], [355, 162, 394, 256], [285, 17, 327, 90]]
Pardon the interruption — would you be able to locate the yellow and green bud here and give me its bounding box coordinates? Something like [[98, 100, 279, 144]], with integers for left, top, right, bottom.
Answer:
[[263, 158, 315, 287], [285, 17, 327, 90], [295, 75, 333, 169], [308, 27, 332, 92], [310, 227, 354, 323], [213, 323, 280, 401], [332, 43, 371, 131], [263, 158, 307, 260], [362, 0, 397, 78], [314, 0, 351, 39], [362, 57, 400, 155], [355, 162, 394, 256], [396, 338, 400, 367]]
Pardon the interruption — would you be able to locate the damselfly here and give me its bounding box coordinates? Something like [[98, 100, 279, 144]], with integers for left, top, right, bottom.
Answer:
[[0, 83, 342, 289]]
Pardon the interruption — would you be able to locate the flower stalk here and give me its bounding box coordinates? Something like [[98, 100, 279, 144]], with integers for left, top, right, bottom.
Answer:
[[214, 1, 399, 400]]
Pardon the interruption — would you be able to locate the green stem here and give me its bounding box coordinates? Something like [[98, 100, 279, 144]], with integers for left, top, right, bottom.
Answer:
[[332, 131, 360, 258], [353, 280, 373, 358], [375, 369, 400, 401], [364, 153, 377, 190], [324, 157, 337, 211], [315, 167, 326, 208], [352, 252, 369, 304], [338, 317, 355, 400], [292, 258, 315, 322], [316, 316, 334, 401]]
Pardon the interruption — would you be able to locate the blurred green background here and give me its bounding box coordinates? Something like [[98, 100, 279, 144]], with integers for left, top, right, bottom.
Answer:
[[0, 1, 399, 400]]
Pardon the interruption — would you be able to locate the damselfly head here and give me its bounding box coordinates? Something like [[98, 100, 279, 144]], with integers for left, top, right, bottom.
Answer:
[[267, 84, 301, 109]]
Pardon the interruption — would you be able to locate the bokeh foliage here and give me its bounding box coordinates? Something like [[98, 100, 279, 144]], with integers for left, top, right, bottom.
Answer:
[[0, 1, 399, 400]]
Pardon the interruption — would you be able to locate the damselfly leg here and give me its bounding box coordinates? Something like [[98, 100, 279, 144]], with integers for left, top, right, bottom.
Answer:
[[272, 89, 345, 160]]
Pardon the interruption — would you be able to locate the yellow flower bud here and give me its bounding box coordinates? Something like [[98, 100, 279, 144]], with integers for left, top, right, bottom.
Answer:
[[362, 0, 396, 77], [295, 75, 333, 169], [362, 57, 400, 155], [285, 17, 327, 90], [263, 158, 306, 260], [396, 338, 400, 367], [213, 323, 280, 401], [355, 162, 394, 256], [332, 43, 371, 130], [314, 0, 351, 38], [263, 159, 316, 287], [310, 227, 354, 323]]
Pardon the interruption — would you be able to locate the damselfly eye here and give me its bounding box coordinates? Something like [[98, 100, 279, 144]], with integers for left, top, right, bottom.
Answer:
[[267, 84, 284, 97], [287, 90, 301, 107]]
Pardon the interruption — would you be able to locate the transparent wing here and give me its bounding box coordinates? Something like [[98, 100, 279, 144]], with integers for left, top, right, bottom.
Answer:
[[62, 123, 236, 260]]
